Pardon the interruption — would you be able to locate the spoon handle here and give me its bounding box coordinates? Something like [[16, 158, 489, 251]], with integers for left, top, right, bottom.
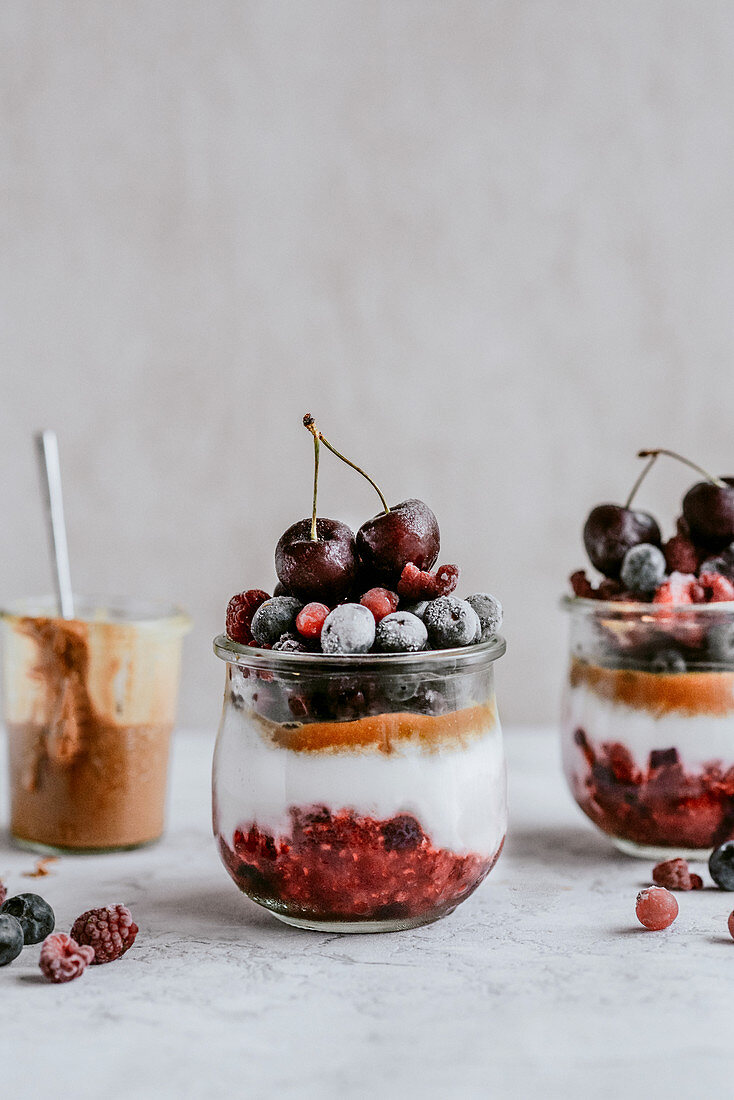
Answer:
[[34, 430, 74, 619]]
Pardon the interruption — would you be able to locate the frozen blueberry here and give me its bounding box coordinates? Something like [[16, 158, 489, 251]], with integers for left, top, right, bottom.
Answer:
[[0, 913, 23, 966], [272, 633, 309, 652], [620, 544, 667, 596], [375, 611, 428, 653], [650, 648, 687, 674], [401, 600, 430, 621], [707, 621, 734, 664], [320, 603, 376, 654], [710, 841, 734, 890], [466, 592, 503, 639], [250, 596, 303, 646], [424, 596, 481, 649], [1, 893, 55, 945], [700, 544, 734, 580]]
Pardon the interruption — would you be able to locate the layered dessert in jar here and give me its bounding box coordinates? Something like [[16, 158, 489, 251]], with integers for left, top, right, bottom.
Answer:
[[213, 416, 506, 931], [562, 448, 734, 857], [2, 597, 189, 852]]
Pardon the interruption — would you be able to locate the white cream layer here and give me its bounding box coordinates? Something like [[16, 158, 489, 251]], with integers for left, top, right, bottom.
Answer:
[[213, 706, 507, 857], [564, 683, 734, 768]]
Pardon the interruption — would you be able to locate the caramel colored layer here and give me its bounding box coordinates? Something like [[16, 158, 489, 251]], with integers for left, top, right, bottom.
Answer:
[[569, 658, 734, 717], [264, 700, 497, 754]]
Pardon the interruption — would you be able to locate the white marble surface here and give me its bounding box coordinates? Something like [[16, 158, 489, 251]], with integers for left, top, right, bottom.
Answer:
[[1, 727, 732, 1099]]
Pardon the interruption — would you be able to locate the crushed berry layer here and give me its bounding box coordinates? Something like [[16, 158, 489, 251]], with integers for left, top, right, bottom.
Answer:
[[218, 808, 503, 922], [571, 728, 734, 849]]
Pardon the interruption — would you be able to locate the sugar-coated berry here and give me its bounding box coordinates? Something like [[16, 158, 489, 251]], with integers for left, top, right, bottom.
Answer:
[[652, 858, 703, 891], [700, 544, 734, 580], [569, 570, 595, 599], [635, 885, 678, 930], [0, 913, 24, 967], [38, 933, 94, 983], [728, 911, 734, 941], [70, 904, 138, 964], [375, 611, 428, 653], [0, 893, 55, 945], [620, 544, 667, 596], [360, 588, 399, 623], [709, 840, 734, 889], [273, 633, 309, 652], [466, 592, 503, 638], [653, 572, 697, 606], [321, 604, 376, 654], [650, 648, 687, 674], [226, 589, 270, 644], [423, 596, 481, 649], [401, 600, 429, 621], [250, 596, 303, 646], [296, 602, 330, 639], [700, 572, 734, 602]]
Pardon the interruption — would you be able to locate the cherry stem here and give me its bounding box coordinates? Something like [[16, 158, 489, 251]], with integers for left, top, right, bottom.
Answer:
[[624, 452, 658, 509], [309, 428, 320, 541], [302, 413, 389, 515], [637, 448, 726, 489]]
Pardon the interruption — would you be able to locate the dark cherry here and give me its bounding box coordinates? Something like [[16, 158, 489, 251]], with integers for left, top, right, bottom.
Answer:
[[356, 499, 440, 583], [683, 478, 734, 550], [275, 517, 358, 604], [583, 504, 661, 578]]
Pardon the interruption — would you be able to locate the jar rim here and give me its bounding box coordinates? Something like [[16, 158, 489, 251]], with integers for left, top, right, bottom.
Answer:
[[0, 595, 191, 632], [213, 632, 506, 670], [561, 594, 734, 616]]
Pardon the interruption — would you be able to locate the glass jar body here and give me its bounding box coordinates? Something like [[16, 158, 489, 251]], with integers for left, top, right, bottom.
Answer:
[[213, 639, 507, 932], [561, 598, 734, 858]]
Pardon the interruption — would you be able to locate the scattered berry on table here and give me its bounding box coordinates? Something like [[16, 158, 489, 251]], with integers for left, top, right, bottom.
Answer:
[[728, 911, 734, 941], [70, 904, 138, 964], [635, 886, 679, 930], [663, 534, 700, 576], [360, 587, 399, 623], [250, 596, 303, 646], [226, 589, 270, 645], [652, 858, 703, 891], [321, 604, 376, 654], [620, 544, 667, 597], [397, 562, 459, 600], [424, 596, 481, 649], [0, 892, 55, 944], [0, 913, 24, 967], [296, 602, 330, 639], [39, 933, 94, 983], [466, 592, 503, 638], [709, 841, 734, 889], [375, 611, 428, 653]]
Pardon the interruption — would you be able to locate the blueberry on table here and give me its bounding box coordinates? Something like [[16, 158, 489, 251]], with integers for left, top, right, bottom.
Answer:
[[375, 611, 428, 653], [709, 841, 734, 890], [0, 892, 55, 944], [424, 596, 481, 649], [466, 592, 503, 638], [321, 604, 376, 654], [0, 914, 24, 966], [620, 543, 667, 596], [250, 596, 303, 647]]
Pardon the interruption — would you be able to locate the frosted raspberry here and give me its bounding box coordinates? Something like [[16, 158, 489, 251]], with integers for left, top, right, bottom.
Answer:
[[360, 588, 399, 623], [653, 572, 698, 605], [699, 572, 734, 603], [569, 570, 595, 598], [70, 904, 138, 964], [226, 589, 270, 644], [652, 858, 704, 891], [663, 535, 700, 575], [397, 562, 459, 600], [295, 602, 330, 639], [635, 886, 679, 930], [39, 933, 94, 983]]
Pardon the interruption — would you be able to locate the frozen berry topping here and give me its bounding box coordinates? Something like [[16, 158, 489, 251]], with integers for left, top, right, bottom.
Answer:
[[226, 589, 270, 645], [424, 596, 481, 649], [0, 879, 6, 908], [250, 597, 303, 647], [360, 587, 399, 623], [0, 892, 55, 945], [39, 933, 95, 983], [652, 858, 703, 891], [70, 904, 139, 964], [397, 562, 459, 601], [375, 611, 428, 653], [620, 543, 667, 596], [466, 592, 503, 638], [635, 885, 679, 930], [321, 604, 376, 654]]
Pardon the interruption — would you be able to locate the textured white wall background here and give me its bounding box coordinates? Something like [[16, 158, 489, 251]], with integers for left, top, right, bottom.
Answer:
[[2, 1, 734, 728]]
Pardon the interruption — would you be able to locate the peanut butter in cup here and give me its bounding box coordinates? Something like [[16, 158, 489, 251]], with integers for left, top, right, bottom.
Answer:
[[2, 598, 190, 853]]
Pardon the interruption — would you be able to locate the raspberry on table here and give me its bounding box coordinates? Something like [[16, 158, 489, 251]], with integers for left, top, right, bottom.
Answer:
[[635, 886, 679, 930], [359, 587, 399, 623], [39, 933, 95, 983], [663, 535, 699, 576], [226, 589, 270, 644], [70, 904, 139, 964], [652, 857, 703, 891], [728, 911, 734, 941], [397, 562, 459, 600], [296, 602, 330, 639]]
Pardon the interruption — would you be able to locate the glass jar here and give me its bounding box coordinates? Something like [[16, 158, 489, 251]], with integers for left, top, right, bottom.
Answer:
[[2, 596, 190, 853], [212, 635, 507, 932], [561, 595, 734, 858]]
